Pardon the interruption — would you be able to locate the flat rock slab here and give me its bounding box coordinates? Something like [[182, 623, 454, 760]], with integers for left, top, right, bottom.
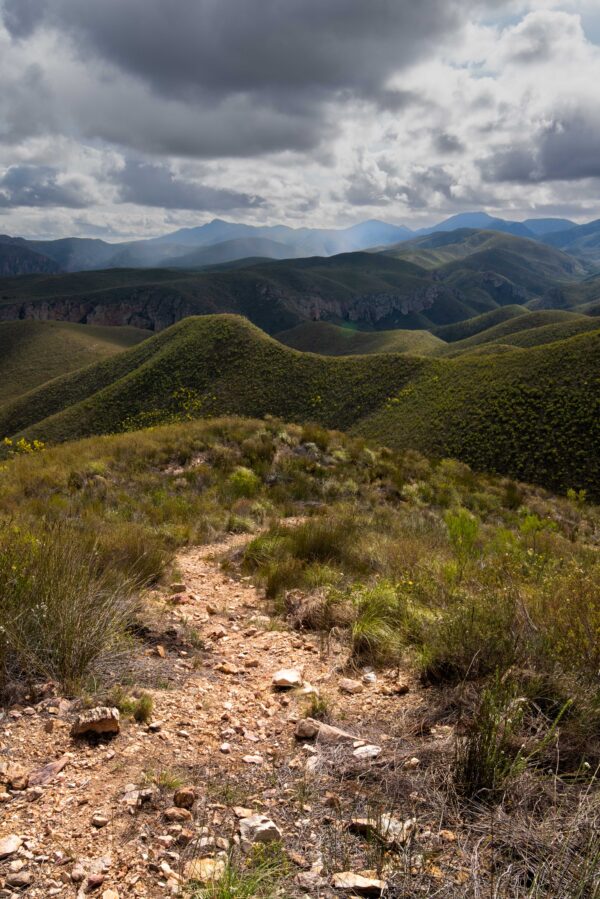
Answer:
[[71, 707, 120, 738], [339, 678, 364, 695], [28, 754, 69, 786], [295, 718, 357, 744], [332, 872, 387, 895]]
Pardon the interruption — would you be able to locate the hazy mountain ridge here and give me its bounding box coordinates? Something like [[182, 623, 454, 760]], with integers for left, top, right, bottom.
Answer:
[[0, 212, 583, 276], [0, 229, 594, 338]]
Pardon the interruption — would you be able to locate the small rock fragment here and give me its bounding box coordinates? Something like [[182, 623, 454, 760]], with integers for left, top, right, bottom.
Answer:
[[239, 815, 282, 845], [28, 755, 69, 787], [164, 806, 193, 822], [0, 835, 23, 859], [352, 744, 382, 760], [296, 871, 327, 890], [174, 787, 196, 810], [339, 678, 364, 695], [71, 863, 86, 883], [5, 870, 33, 889], [184, 857, 226, 884], [242, 755, 263, 765]]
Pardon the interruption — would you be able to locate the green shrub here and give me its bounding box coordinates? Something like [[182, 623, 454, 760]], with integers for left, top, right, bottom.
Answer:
[[0, 526, 139, 694], [227, 466, 261, 499], [445, 507, 480, 580], [109, 686, 154, 723], [453, 677, 528, 801], [350, 580, 413, 665], [419, 590, 517, 683]]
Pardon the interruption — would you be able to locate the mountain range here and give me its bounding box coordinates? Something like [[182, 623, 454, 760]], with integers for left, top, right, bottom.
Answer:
[[1, 211, 595, 277]]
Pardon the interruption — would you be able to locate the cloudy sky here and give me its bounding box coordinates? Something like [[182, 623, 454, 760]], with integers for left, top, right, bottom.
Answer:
[[1, 0, 600, 239]]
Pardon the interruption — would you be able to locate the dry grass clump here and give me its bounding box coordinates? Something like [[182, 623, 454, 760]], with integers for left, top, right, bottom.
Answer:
[[0, 524, 139, 695]]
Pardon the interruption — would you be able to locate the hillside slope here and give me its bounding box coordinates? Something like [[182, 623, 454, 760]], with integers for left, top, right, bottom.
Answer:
[[0, 315, 425, 445], [275, 321, 444, 356], [357, 330, 600, 494], [0, 239, 61, 277], [0, 320, 150, 404], [1, 314, 599, 497], [433, 306, 528, 342], [438, 310, 589, 356]]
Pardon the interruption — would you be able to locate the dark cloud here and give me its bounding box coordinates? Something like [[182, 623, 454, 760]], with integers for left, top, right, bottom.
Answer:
[[480, 114, 600, 183], [114, 160, 265, 211], [435, 132, 465, 154], [1, 0, 467, 159], [37, 1, 466, 100], [1, 0, 46, 39], [0, 165, 91, 208]]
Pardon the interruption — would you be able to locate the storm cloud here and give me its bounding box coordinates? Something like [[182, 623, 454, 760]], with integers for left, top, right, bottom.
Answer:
[[0, 165, 92, 208], [115, 160, 265, 211]]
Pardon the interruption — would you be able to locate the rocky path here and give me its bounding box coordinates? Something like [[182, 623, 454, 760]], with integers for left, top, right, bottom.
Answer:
[[0, 534, 443, 899]]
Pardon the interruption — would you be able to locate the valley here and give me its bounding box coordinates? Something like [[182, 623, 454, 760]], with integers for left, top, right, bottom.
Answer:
[[0, 222, 599, 899]]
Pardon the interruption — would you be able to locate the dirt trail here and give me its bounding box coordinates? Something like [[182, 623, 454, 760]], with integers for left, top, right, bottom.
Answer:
[[0, 534, 426, 898]]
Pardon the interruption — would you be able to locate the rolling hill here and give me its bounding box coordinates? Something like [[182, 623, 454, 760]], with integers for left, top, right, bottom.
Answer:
[[355, 329, 600, 495], [276, 321, 443, 355], [1, 314, 598, 497], [433, 306, 528, 342], [437, 310, 590, 356], [542, 219, 600, 267], [0, 321, 150, 404], [385, 229, 584, 283]]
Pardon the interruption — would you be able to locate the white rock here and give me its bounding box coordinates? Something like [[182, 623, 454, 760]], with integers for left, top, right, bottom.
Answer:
[[184, 856, 226, 884], [242, 755, 263, 765], [0, 835, 23, 859], [352, 744, 382, 760], [331, 872, 387, 895], [239, 815, 282, 845], [272, 668, 303, 689], [71, 707, 120, 738]]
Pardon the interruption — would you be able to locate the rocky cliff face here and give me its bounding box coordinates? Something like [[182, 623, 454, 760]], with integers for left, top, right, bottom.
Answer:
[[0, 245, 61, 277], [0, 281, 464, 332], [258, 283, 458, 326], [0, 286, 225, 332]]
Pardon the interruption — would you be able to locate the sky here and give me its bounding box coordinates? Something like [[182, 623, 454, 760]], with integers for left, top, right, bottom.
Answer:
[[1, 0, 600, 240]]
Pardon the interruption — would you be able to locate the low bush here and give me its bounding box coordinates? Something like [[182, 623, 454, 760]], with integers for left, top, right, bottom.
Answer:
[[0, 525, 139, 694]]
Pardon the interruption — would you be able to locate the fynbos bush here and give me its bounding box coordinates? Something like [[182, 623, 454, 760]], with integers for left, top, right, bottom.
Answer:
[[0, 525, 139, 694]]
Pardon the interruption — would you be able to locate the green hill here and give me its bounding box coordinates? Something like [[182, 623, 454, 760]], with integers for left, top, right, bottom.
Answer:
[[356, 330, 600, 494], [438, 310, 589, 356], [388, 229, 585, 286], [275, 321, 444, 356], [433, 306, 528, 342], [0, 320, 150, 404], [496, 316, 600, 349], [1, 314, 599, 497], [0, 315, 425, 446]]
